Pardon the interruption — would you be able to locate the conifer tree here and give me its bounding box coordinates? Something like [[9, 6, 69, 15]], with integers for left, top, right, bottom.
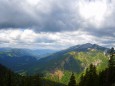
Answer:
[[79, 64, 97, 86], [108, 47, 115, 68], [107, 47, 115, 86], [78, 74, 85, 86], [68, 73, 77, 86], [32, 74, 41, 86]]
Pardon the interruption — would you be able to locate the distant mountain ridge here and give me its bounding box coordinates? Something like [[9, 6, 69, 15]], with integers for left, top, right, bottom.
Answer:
[[0, 43, 110, 75], [0, 48, 56, 72], [0, 48, 56, 59], [38, 43, 108, 62], [66, 43, 108, 52], [25, 43, 109, 74]]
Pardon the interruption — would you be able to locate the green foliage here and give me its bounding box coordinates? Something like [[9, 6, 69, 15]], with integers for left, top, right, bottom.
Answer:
[[79, 64, 98, 86], [61, 71, 72, 84], [79, 47, 115, 86], [68, 73, 77, 86], [108, 47, 115, 68]]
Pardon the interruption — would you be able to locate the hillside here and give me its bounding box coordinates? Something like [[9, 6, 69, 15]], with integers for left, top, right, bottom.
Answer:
[[22, 43, 109, 84], [0, 63, 23, 86], [0, 63, 66, 86], [0, 48, 56, 72], [27, 43, 108, 73]]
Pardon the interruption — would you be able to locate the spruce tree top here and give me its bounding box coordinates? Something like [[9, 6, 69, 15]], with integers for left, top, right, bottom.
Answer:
[[68, 73, 77, 86]]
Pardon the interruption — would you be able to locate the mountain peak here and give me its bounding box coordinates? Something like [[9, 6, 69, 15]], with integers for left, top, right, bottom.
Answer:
[[79, 43, 93, 48], [68, 43, 108, 52]]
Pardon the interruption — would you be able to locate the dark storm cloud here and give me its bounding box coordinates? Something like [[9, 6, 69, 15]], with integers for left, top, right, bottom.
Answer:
[[83, 26, 115, 38], [0, 40, 9, 44], [0, 1, 38, 28], [0, 0, 82, 32], [101, 40, 115, 44], [35, 0, 82, 32]]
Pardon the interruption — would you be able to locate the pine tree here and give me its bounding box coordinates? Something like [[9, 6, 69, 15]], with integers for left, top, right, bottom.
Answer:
[[107, 47, 115, 86], [68, 73, 77, 86], [79, 64, 98, 86], [32, 74, 41, 86], [78, 74, 85, 86], [8, 70, 12, 86], [108, 47, 115, 68]]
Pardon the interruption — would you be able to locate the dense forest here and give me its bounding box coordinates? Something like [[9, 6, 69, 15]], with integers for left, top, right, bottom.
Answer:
[[0, 47, 115, 86]]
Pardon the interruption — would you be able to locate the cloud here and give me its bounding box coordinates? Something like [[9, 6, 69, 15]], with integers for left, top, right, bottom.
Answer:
[[0, 0, 114, 49], [0, 0, 114, 31], [0, 29, 114, 49], [0, 0, 81, 32]]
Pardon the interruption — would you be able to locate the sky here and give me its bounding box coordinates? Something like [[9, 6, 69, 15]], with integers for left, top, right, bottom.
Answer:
[[0, 0, 114, 50]]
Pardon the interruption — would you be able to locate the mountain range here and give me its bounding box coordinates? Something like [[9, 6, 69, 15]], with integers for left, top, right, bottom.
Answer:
[[0, 43, 111, 84], [0, 43, 111, 83], [0, 48, 56, 72], [25, 43, 109, 73]]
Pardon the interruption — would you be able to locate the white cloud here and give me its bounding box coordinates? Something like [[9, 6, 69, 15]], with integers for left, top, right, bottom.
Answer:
[[78, 0, 112, 27], [0, 29, 114, 49]]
